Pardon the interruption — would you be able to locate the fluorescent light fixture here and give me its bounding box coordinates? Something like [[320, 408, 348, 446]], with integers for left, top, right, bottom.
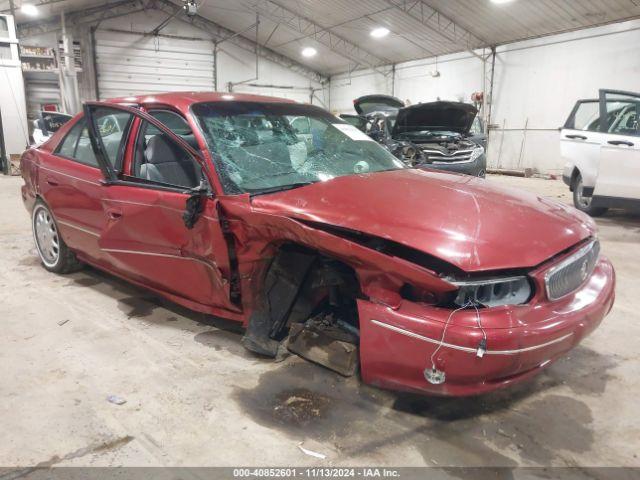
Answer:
[[370, 27, 390, 38], [21, 3, 39, 15], [301, 47, 317, 58], [221, 94, 234, 100]]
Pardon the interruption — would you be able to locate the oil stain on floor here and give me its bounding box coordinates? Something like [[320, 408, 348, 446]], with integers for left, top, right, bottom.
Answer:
[[234, 344, 616, 467]]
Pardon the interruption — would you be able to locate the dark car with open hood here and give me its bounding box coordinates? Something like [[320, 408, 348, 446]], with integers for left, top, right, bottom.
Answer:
[[20, 92, 614, 397], [342, 95, 487, 177]]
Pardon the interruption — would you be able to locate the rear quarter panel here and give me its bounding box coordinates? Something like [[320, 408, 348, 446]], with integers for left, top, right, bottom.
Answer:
[[20, 148, 39, 213]]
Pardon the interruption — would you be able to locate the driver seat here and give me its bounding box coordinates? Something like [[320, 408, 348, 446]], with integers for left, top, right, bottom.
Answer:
[[140, 135, 198, 188]]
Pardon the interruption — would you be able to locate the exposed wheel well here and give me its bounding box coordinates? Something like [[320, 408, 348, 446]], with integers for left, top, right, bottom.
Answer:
[[241, 242, 362, 357]]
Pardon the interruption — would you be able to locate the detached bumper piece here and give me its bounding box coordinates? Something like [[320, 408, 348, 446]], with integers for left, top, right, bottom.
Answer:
[[287, 313, 359, 377], [358, 257, 615, 396]]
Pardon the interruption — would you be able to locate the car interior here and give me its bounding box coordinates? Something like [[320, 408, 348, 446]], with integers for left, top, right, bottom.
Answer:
[[132, 111, 201, 189]]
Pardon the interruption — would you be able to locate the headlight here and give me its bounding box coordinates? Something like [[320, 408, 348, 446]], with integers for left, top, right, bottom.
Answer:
[[469, 145, 484, 162], [449, 276, 532, 307]]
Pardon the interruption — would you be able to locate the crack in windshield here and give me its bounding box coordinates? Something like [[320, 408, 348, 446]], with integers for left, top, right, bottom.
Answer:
[[191, 102, 406, 195]]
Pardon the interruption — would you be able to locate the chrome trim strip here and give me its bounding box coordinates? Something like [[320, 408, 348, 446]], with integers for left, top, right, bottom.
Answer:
[[56, 219, 100, 237], [40, 165, 102, 186], [370, 319, 573, 356], [101, 248, 218, 271], [448, 275, 527, 287]]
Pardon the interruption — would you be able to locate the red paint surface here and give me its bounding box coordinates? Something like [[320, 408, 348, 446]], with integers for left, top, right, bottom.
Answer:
[[20, 92, 616, 397]]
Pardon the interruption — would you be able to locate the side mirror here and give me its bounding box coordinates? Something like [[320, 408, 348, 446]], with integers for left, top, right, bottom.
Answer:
[[182, 173, 212, 229]]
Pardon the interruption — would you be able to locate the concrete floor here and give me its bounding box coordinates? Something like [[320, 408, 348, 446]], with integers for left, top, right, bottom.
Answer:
[[1, 173, 639, 468]]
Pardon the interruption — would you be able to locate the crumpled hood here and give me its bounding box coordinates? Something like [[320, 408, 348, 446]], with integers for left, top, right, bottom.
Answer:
[[250, 169, 595, 273]]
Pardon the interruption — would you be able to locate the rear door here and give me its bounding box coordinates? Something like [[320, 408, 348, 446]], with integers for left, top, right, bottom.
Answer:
[[39, 115, 126, 262], [560, 99, 607, 190], [593, 90, 640, 204], [84, 103, 238, 313]]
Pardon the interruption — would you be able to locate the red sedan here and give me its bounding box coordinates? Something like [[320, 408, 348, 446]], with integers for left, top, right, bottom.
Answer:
[[20, 92, 615, 396]]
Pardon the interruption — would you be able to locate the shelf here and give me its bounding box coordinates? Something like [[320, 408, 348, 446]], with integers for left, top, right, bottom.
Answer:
[[21, 53, 55, 59]]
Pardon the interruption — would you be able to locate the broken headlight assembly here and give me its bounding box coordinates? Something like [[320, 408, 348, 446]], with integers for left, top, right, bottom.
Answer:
[[449, 276, 533, 307]]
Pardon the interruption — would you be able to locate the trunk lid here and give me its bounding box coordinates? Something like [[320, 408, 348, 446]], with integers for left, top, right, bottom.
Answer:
[[353, 95, 405, 115]]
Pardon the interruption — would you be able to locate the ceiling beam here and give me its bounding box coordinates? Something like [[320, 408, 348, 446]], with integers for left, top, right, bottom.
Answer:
[[384, 0, 488, 59], [152, 0, 326, 83], [16, 0, 326, 83], [244, 0, 391, 70], [17, 0, 151, 36]]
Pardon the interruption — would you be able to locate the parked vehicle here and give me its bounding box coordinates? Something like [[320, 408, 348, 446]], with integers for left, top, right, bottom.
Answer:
[[21, 92, 615, 396], [341, 96, 487, 177], [31, 111, 73, 146], [561, 89, 640, 216]]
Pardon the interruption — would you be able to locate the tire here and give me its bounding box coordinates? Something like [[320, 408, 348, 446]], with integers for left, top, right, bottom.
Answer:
[[572, 173, 608, 217], [32, 200, 83, 273]]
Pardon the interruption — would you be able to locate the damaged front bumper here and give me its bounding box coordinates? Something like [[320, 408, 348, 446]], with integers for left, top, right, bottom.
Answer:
[[358, 257, 615, 396]]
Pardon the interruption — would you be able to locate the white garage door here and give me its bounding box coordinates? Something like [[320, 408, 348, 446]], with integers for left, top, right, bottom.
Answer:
[[95, 30, 214, 100]]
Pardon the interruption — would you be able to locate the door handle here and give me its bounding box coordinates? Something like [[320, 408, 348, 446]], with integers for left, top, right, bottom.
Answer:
[[46, 177, 59, 186], [565, 134, 587, 140], [106, 209, 123, 220], [608, 140, 634, 147]]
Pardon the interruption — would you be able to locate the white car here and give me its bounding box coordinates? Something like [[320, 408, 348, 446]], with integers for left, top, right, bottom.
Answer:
[[561, 89, 639, 216]]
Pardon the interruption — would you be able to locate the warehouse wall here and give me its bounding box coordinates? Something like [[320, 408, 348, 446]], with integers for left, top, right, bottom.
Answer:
[[0, 63, 29, 155], [329, 19, 640, 174], [91, 10, 326, 105], [20, 9, 327, 110], [0, 14, 29, 156]]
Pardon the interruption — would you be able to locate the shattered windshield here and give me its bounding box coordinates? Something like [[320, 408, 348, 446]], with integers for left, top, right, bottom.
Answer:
[[191, 102, 406, 195]]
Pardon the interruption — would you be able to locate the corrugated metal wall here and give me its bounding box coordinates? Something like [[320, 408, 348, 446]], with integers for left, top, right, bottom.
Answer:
[[94, 30, 214, 100], [25, 78, 61, 119]]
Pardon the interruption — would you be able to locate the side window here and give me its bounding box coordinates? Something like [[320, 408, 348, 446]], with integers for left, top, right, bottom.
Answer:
[[566, 101, 600, 131], [470, 116, 482, 135], [91, 108, 135, 172], [57, 121, 83, 158], [149, 110, 192, 136], [55, 119, 99, 167], [131, 118, 201, 189], [605, 102, 639, 136]]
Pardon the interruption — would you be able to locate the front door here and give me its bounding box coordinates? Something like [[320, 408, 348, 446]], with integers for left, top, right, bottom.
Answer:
[[560, 99, 607, 191], [84, 103, 236, 313], [593, 90, 640, 206]]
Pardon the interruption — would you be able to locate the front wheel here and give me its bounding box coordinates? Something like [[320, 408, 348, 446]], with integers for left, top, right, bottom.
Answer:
[[572, 174, 608, 217], [32, 201, 83, 273]]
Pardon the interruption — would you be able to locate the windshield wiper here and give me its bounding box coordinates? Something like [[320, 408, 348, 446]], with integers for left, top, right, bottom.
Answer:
[[249, 181, 316, 197]]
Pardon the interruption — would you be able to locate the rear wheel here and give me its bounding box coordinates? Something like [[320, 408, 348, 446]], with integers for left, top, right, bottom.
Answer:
[[32, 201, 83, 273], [572, 173, 608, 217]]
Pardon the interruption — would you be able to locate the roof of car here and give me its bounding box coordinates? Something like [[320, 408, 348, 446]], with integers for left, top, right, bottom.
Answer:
[[106, 91, 299, 113]]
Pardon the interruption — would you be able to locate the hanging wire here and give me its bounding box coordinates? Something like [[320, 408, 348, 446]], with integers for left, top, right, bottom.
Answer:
[[429, 300, 472, 370]]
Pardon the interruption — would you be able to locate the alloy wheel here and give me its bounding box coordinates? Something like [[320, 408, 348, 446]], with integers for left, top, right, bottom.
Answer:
[[33, 205, 60, 267]]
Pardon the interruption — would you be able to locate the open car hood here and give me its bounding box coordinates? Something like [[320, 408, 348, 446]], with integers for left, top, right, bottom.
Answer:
[[393, 101, 478, 135], [251, 169, 594, 273], [353, 95, 405, 115]]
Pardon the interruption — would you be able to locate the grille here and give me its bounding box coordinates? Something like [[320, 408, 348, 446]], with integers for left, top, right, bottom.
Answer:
[[421, 148, 474, 164], [545, 240, 600, 300]]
